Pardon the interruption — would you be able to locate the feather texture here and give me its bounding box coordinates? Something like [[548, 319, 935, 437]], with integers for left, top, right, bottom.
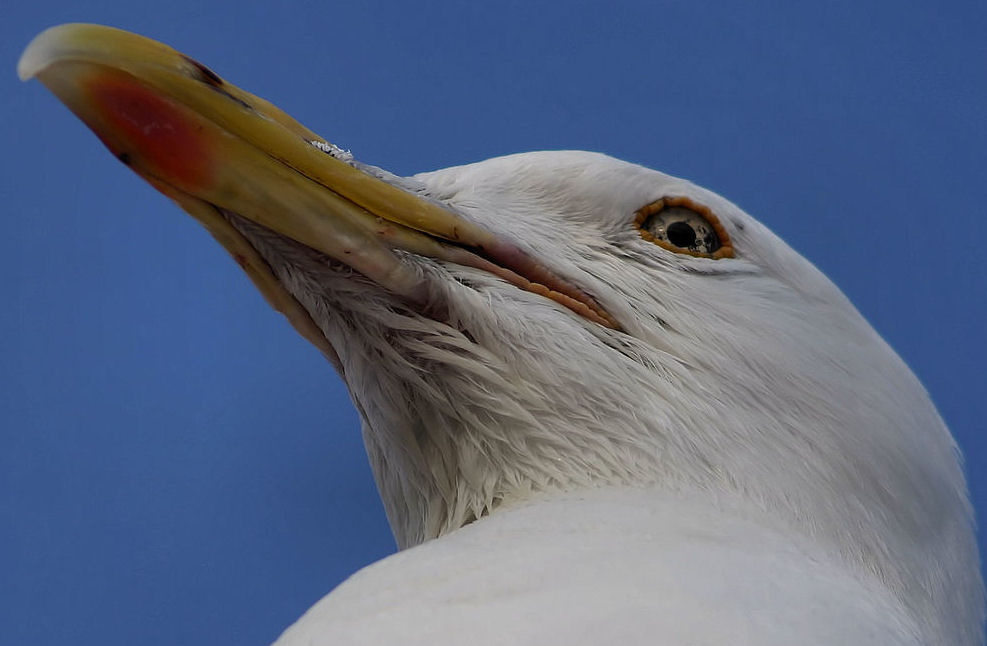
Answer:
[[224, 152, 982, 645]]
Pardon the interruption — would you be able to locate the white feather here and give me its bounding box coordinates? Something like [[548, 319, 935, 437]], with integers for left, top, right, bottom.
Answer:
[[226, 151, 981, 645]]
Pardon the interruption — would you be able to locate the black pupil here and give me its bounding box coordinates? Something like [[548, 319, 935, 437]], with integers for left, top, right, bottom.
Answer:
[[666, 221, 697, 248]]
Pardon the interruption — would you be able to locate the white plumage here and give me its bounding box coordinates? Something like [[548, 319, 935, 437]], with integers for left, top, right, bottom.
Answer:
[[235, 152, 982, 645], [281, 489, 928, 645], [19, 25, 983, 646]]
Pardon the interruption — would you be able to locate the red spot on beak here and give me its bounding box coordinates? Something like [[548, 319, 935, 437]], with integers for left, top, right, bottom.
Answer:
[[83, 73, 212, 192]]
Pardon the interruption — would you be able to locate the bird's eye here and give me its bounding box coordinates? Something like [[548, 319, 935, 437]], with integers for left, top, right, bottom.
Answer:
[[634, 197, 733, 259]]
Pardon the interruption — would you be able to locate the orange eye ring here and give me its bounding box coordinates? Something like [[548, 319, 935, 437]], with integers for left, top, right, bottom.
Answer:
[[634, 196, 734, 259]]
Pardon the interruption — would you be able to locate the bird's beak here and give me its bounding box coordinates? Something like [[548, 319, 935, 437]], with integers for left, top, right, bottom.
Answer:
[[19, 24, 617, 358]]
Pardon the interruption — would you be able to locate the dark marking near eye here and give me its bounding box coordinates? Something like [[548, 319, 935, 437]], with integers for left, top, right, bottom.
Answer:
[[116, 151, 131, 166]]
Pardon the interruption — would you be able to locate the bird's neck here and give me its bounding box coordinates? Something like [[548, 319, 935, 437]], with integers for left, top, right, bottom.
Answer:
[[381, 484, 926, 644]]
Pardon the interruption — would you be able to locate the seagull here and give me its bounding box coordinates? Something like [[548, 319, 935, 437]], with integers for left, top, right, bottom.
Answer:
[[19, 23, 984, 646]]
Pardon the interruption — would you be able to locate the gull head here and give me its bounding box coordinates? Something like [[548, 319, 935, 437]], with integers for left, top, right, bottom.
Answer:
[[19, 23, 983, 645]]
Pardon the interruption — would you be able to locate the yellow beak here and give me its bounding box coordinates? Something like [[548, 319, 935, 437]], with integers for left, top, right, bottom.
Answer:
[[19, 24, 616, 358]]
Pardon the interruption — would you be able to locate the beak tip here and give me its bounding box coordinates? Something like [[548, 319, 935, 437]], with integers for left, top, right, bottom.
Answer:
[[18, 24, 64, 82], [17, 38, 44, 81], [18, 23, 101, 82]]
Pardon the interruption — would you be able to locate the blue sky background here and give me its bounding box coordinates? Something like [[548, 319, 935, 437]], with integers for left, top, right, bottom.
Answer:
[[2, 1, 985, 644]]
